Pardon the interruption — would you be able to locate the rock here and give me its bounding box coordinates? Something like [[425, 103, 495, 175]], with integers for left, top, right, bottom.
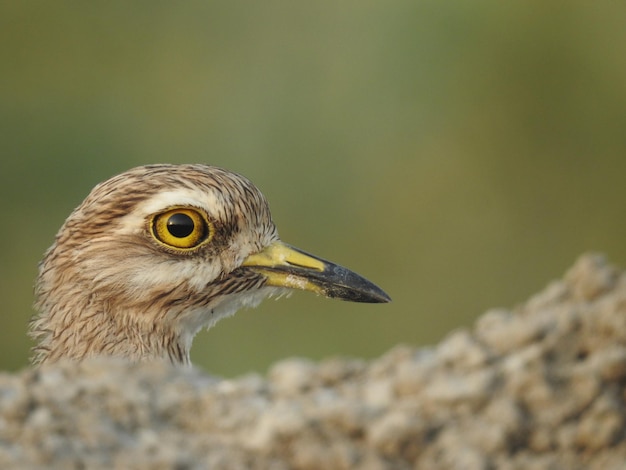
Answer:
[[2, 253, 626, 469]]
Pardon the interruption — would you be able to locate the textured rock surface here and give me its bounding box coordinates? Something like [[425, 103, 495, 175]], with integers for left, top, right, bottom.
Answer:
[[2, 253, 626, 469]]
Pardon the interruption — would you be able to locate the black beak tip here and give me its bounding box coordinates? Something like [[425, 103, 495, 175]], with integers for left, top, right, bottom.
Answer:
[[354, 284, 392, 303], [324, 284, 391, 303], [374, 289, 392, 303], [320, 266, 392, 303]]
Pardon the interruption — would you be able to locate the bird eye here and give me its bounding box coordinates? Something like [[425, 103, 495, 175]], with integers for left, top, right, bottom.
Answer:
[[151, 208, 212, 250]]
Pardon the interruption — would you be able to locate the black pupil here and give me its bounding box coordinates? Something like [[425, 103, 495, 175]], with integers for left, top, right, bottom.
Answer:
[[167, 213, 195, 238]]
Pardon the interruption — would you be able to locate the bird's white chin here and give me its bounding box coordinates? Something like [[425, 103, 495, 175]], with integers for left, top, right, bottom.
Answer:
[[175, 286, 291, 356]]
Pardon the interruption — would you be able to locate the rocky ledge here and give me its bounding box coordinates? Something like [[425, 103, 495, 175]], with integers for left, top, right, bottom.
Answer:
[[2, 254, 626, 469]]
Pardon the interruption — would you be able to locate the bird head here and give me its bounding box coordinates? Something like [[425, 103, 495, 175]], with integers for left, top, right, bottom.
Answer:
[[31, 164, 390, 365]]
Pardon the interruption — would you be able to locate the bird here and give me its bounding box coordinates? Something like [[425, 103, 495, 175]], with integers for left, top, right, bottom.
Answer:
[[30, 164, 390, 365]]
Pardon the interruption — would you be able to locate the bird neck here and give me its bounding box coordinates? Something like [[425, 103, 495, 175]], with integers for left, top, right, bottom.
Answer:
[[30, 303, 190, 365]]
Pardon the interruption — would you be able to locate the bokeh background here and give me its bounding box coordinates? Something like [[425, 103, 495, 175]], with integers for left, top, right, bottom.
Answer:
[[1, 2, 625, 375]]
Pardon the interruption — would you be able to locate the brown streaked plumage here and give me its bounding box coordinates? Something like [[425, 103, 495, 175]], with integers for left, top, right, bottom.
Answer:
[[30, 164, 390, 365]]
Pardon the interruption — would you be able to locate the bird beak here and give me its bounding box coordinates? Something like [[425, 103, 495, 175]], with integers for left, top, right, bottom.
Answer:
[[241, 240, 391, 303]]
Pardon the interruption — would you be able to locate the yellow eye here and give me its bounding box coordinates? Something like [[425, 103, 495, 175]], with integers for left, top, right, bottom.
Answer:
[[151, 208, 212, 250]]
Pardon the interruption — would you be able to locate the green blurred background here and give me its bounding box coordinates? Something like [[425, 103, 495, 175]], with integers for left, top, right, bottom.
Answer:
[[1, 2, 625, 375]]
